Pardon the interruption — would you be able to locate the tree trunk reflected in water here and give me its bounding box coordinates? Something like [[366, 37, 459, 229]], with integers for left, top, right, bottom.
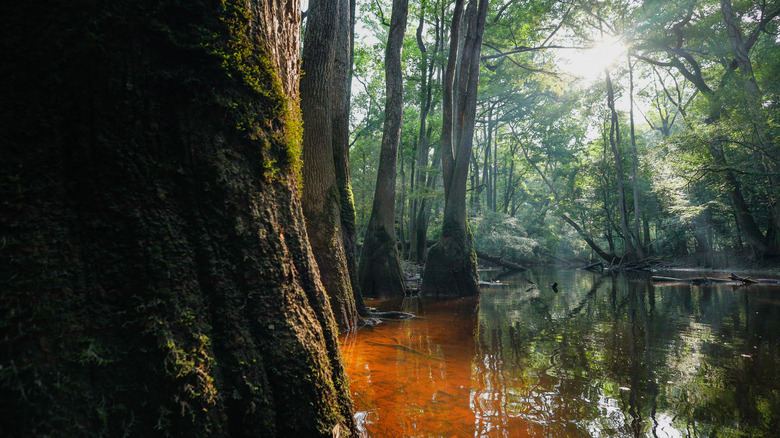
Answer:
[[340, 268, 780, 437]]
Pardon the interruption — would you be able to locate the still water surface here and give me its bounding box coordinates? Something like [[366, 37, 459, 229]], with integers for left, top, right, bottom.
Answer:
[[339, 268, 780, 437]]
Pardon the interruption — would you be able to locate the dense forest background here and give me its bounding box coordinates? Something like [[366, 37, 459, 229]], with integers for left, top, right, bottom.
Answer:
[[346, 0, 780, 267]]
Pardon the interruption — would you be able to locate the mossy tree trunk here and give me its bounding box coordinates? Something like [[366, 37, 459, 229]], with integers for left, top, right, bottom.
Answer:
[[331, 0, 374, 316], [357, 0, 409, 298], [301, 0, 359, 331], [0, 1, 356, 436], [422, 0, 487, 297]]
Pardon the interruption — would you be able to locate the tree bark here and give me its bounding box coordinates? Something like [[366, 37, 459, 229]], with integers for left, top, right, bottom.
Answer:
[[358, 0, 409, 297], [301, 0, 359, 332], [0, 1, 356, 436], [333, 0, 370, 315], [423, 0, 488, 297], [439, 0, 465, 201]]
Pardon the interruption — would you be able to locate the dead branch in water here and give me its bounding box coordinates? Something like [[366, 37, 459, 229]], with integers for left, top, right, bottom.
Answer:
[[476, 251, 527, 271]]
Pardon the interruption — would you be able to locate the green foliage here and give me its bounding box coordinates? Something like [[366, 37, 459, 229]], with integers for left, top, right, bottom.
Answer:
[[347, 0, 780, 262], [470, 211, 538, 262]]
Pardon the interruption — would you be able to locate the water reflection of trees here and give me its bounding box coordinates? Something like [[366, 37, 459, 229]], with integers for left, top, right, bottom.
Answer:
[[473, 269, 780, 437]]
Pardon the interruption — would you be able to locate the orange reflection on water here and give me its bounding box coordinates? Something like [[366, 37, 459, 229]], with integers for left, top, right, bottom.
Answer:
[[340, 297, 478, 437], [340, 297, 555, 437]]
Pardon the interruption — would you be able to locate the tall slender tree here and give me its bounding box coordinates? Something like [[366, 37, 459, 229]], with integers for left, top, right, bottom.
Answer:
[[333, 0, 374, 316], [605, 66, 637, 258], [410, 0, 440, 263], [358, 0, 410, 297], [301, 0, 359, 331], [627, 55, 646, 259], [423, 0, 489, 297]]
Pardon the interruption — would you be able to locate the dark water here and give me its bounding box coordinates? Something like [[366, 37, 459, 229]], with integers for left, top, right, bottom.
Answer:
[[339, 268, 780, 437]]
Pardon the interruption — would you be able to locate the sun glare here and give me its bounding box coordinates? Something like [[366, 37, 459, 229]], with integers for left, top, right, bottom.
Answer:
[[561, 35, 626, 81]]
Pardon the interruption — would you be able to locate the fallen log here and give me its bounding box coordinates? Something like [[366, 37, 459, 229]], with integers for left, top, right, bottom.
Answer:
[[476, 251, 527, 271], [580, 261, 604, 272], [479, 280, 508, 287], [729, 273, 780, 284], [606, 257, 663, 272], [652, 276, 732, 284], [652, 274, 780, 285]]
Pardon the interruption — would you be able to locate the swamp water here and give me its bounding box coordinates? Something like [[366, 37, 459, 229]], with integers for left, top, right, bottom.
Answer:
[[339, 268, 780, 437]]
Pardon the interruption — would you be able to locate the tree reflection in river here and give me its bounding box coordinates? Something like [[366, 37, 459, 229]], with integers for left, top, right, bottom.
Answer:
[[340, 268, 780, 437]]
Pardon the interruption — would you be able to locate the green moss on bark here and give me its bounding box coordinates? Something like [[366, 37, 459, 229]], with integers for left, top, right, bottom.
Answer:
[[0, 0, 352, 436]]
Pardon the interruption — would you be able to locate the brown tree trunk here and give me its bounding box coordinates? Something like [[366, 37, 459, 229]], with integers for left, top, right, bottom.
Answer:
[[482, 104, 493, 211], [301, 0, 359, 332], [492, 115, 499, 211], [720, 0, 777, 255], [358, 0, 409, 297], [504, 142, 516, 214], [423, 0, 488, 297], [0, 1, 356, 436]]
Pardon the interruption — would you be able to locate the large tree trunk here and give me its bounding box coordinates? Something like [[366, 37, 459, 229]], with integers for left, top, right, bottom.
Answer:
[[423, 0, 488, 297], [0, 1, 356, 436], [301, 0, 359, 331], [357, 0, 409, 297]]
